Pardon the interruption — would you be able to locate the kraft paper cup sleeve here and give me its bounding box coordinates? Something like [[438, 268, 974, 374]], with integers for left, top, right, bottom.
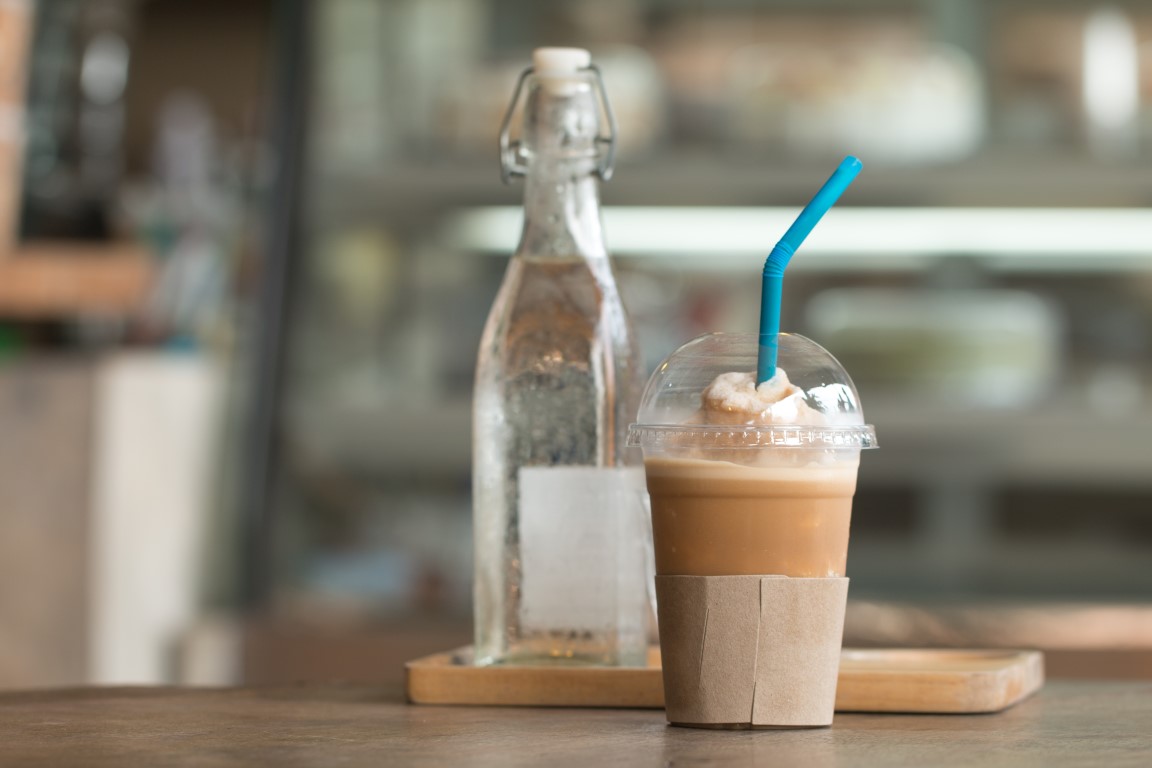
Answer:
[[656, 575, 849, 728]]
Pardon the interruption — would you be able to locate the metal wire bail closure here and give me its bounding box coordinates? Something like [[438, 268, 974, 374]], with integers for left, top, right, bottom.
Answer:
[[498, 64, 618, 184]]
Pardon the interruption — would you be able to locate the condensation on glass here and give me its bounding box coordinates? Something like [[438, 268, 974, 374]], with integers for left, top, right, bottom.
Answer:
[[472, 49, 651, 667]]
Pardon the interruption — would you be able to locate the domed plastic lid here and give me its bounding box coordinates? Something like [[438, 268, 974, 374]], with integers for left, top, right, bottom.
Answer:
[[628, 333, 877, 450]]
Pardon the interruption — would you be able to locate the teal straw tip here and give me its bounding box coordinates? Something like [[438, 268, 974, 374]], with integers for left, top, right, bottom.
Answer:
[[823, 156, 863, 200], [756, 155, 863, 384], [776, 155, 863, 254]]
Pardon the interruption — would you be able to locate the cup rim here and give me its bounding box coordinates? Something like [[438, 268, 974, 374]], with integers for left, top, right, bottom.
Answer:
[[627, 423, 878, 449]]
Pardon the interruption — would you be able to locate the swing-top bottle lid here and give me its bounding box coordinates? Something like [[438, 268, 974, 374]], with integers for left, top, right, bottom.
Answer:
[[532, 47, 591, 75], [500, 48, 618, 182]]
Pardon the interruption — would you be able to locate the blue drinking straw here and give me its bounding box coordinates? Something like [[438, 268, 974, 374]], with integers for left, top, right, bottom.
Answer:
[[757, 155, 863, 384]]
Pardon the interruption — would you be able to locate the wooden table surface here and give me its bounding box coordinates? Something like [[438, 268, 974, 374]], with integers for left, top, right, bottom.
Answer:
[[3, 682, 1150, 767]]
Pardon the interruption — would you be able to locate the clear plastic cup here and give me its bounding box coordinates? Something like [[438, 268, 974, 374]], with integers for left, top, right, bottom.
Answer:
[[628, 332, 877, 728], [629, 332, 877, 578]]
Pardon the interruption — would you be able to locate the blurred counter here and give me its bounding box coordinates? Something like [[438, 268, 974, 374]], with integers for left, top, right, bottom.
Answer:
[[844, 601, 1152, 679], [181, 601, 1152, 687]]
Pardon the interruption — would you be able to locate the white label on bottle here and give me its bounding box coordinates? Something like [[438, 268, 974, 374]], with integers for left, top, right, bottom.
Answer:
[[518, 466, 649, 633]]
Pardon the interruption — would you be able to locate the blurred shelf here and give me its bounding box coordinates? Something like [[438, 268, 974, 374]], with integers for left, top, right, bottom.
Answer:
[[444, 206, 1152, 272], [288, 395, 472, 480], [848, 539, 1152, 600], [859, 395, 1152, 486], [288, 393, 1152, 485], [316, 151, 1152, 220], [0, 242, 154, 318]]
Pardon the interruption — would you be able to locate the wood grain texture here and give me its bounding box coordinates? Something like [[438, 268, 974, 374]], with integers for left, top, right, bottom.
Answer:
[[835, 649, 1044, 713], [407, 647, 664, 709], [407, 647, 1043, 714], [0, 682, 1148, 767]]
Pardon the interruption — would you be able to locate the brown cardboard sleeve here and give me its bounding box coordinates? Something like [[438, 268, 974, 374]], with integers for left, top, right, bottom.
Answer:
[[655, 575, 849, 728]]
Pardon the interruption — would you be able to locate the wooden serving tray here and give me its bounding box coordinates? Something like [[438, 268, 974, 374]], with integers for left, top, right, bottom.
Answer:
[[406, 646, 1043, 714]]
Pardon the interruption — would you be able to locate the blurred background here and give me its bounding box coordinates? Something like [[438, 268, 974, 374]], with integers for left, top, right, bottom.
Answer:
[[2, 0, 1152, 690]]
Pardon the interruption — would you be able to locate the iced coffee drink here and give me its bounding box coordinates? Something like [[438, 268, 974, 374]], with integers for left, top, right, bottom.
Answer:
[[645, 369, 859, 579], [645, 458, 855, 578], [629, 332, 876, 728]]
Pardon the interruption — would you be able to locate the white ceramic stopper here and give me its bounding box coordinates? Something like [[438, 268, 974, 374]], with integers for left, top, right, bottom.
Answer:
[[532, 47, 591, 75]]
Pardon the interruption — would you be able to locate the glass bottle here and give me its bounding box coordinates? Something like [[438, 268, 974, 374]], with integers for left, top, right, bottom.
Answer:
[[472, 48, 649, 667]]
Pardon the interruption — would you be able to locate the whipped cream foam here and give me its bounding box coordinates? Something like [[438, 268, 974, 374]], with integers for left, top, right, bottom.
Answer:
[[699, 370, 825, 426]]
